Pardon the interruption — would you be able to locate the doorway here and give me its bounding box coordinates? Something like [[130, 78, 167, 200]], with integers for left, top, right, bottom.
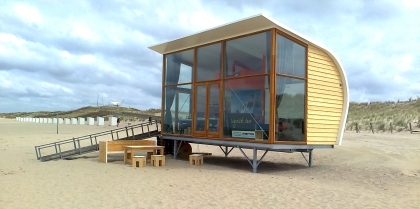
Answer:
[[193, 82, 221, 138]]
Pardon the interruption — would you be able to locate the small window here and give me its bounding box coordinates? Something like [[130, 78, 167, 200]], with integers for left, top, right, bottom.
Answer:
[[276, 34, 306, 78]]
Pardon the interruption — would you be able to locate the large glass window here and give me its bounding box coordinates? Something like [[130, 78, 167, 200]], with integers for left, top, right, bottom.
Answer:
[[275, 77, 305, 141], [165, 49, 194, 85], [163, 84, 192, 134], [276, 34, 306, 78], [225, 31, 271, 78], [223, 76, 270, 140], [196, 43, 222, 82]]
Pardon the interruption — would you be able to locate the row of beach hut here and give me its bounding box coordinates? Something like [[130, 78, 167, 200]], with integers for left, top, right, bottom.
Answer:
[[15, 116, 119, 126]]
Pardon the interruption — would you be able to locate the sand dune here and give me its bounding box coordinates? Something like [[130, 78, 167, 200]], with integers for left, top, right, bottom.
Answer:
[[1, 119, 419, 209]]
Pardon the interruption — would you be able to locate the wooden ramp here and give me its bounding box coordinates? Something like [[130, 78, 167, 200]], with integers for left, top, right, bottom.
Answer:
[[35, 120, 161, 162]]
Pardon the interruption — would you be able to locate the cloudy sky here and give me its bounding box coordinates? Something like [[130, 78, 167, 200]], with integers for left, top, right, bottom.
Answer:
[[1, 0, 419, 113]]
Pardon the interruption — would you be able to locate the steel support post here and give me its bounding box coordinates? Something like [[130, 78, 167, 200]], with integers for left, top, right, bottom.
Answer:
[[173, 140, 177, 159], [237, 147, 269, 173], [300, 149, 313, 167], [309, 150, 313, 167], [252, 148, 257, 173]]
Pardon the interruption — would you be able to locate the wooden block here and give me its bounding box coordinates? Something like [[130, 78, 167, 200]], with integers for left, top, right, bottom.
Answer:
[[132, 156, 146, 168], [255, 130, 264, 140], [99, 141, 107, 163], [151, 155, 165, 167], [189, 154, 203, 166]]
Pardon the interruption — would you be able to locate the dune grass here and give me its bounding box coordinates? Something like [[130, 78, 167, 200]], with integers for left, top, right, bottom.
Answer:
[[346, 98, 420, 132]]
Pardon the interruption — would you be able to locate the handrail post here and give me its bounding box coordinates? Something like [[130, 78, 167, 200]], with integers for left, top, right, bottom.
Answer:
[[125, 127, 129, 138], [147, 123, 150, 137], [111, 130, 114, 141], [90, 135, 93, 145], [38, 147, 43, 161], [131, 127, 135, 139], [54, 142, 58, 154], [58, 144, 62, 159], [141, 124, 144, 133], [73, 137, 77, 149], [77, 138, 81, 154], [35, 146, 39, 160]]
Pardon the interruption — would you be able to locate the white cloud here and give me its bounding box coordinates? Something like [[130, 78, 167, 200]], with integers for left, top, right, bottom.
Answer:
[[13, 3, 42, 26]]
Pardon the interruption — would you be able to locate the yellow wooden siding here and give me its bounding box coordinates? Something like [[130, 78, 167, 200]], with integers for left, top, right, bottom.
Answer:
[[308, 88, 343, 100], [308, 89, 343, 102], [307, 45, 343, 144], [308, 74, 341, 85], [308, 83, 342, 93], [308, 70, 340, 80], [307, 127, 338, 133], [307, 105, 343, 113], [308, 97, 342, 105], [307, 110, 342, 117], [308, 62, 339, 72], [307, 123, 340, 129], [307, 140, 336, 145], [308, 56, 336, 67], [307, 132, 338, 138], [308, 45, 328, 56], [307, 101, 342, 109]]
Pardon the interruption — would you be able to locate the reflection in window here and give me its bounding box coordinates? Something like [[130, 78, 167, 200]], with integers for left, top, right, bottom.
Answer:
[[163, 84, 192, 134], [196, 43, 222, 82], [195, 85, 206, 132], [223, 76, 270, 140], [225, 31, 271, 78], [276, 34, 306, 78], [165, 49, 193, 85], [276, 76, 305, 141]]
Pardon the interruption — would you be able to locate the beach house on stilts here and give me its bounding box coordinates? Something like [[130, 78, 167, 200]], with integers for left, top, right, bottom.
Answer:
[[149, 14, 349, 173]]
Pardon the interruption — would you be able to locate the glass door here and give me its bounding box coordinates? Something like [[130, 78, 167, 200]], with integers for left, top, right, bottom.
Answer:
[[193, 82, 221, 138]]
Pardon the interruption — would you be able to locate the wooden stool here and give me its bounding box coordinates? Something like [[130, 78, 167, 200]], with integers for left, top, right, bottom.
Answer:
[[189, 154, 203, 166], [132, 156, 146, 168], [151, 155, 165, 167], [255, 130, 264, 140]]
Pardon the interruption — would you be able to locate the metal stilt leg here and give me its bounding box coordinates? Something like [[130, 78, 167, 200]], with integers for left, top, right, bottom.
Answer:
[[173, 140, 177, 159], [252, 148, 257, 173]]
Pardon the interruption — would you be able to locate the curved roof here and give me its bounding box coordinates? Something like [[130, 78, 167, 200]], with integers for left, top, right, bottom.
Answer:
[[149, 14, 349, 145]]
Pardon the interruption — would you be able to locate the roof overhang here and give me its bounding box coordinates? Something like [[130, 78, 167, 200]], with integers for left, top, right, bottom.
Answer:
[[149, 14, 318, 55]]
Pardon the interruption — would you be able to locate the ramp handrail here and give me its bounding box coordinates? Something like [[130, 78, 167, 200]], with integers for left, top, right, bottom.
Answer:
[[35, 120, 160, 161]]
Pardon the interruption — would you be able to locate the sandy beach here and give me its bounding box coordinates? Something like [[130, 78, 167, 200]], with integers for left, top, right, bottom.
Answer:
[[1, 118, 419, 209]]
